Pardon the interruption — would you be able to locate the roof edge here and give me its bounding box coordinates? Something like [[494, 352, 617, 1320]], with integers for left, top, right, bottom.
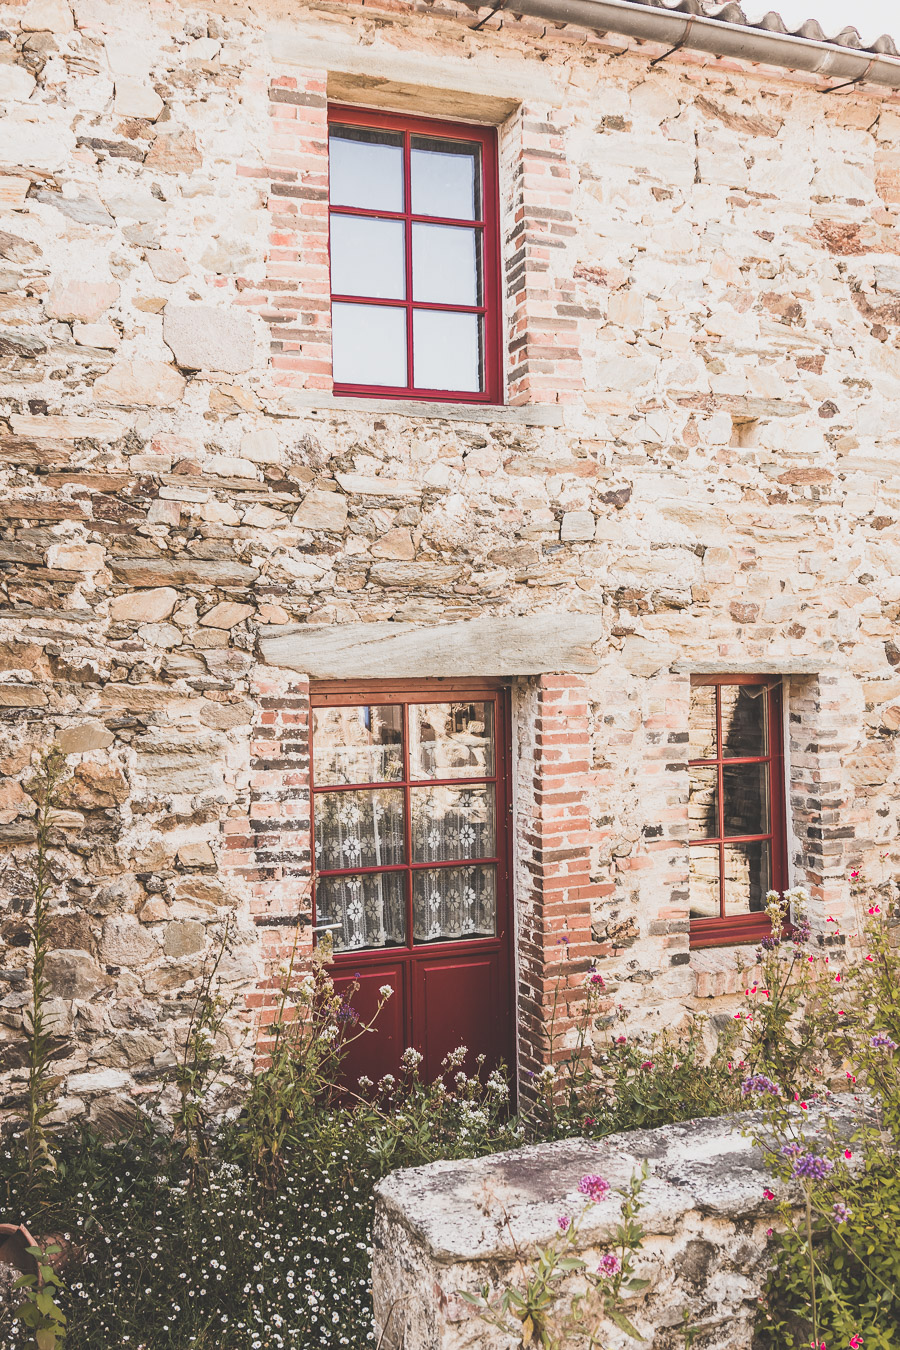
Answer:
[[464, 0, 900, 90]]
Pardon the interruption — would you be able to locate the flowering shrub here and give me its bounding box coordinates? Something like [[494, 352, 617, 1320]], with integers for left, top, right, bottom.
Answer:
[[753, 879, 900, 1350]]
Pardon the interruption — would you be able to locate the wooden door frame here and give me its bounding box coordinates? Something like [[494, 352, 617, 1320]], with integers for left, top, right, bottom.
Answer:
[[309, 678, 516, 1082]]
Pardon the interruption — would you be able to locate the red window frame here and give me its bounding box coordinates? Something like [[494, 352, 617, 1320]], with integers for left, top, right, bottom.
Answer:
[[688, 675, 788, 949], [309, 679, 513, 961], [327, 105, 503, 405]]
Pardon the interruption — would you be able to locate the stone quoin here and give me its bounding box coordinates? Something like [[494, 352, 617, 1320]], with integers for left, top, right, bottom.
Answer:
[[0, 0, 898, 1128]]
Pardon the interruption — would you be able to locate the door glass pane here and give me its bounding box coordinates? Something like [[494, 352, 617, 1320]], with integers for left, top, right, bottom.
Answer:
[[688, 765, 718, 839], [330, 216, 405, 299], [411, 785, 495, 862], [689, 846, 720, 919], [316, 871, 406, 952], [723, 840, 770, 915], [412, 310, 481, 392], [413, 864, 495, 942], [723, 762, 769, 837], [329, 125, 404, 212], [412, 224, 480, 305], [312, 705, 403, 785], [332, 302, 407, 387], [314, 789, 405, 871], [410, 136, 480, 219], [410, 702, 495, 778], [721, 684, 767, 757], [689, 683, 717, 760]]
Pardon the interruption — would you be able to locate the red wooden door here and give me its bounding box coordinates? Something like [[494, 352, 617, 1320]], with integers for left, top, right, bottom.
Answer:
[[310, 682, 513, 1092]]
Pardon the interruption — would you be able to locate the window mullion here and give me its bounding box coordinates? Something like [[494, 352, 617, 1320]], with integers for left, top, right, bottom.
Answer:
[[403, 129, 414, 392]]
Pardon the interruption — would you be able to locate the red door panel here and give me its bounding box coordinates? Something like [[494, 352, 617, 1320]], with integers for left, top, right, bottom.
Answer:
[[332, 961, 407, 1092], [414, 951, 502, 1082]]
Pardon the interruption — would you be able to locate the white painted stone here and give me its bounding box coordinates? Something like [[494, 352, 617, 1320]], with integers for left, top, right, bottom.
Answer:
[[66, 1069, 129, 1094], [240, 429, 281, 463], [560, 511, 596, 542], [146, 250, 189, 283], [113, 76, 163, 120], [336, 473, 422, 498], [0, 64, 37, 101], [137, 622, 182, 648], [46, 542, 105, 571], [20, 0, 74, 32], [73, 322, 118, 348], [292, 489, 348, 532], [93, 359, 186, 407], [163, 305, 255, 373]]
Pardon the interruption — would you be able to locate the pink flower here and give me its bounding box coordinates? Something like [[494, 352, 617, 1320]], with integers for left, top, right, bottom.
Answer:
[[835, 974, 842, 982], [800, 1101, 809, 1111], [640, 1060, 654, 1071], [850, 870, 860, 879], [866, 956, 874, 963], [867, 906, 880, 915], [615, 1035, 627, 1044], [578, 1174, 610, 1203], [766, 1227, 774, 1237], [557, 1215, 570, 1233], [849, 1337, 863, 1349], [763, 1188, 775, 1201], [844, 1149, 853, 1160], [597, 1252, 621, 1277]]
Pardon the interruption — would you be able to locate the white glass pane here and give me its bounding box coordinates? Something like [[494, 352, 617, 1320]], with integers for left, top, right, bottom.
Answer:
[[409, 702, 494, 779], [317, 871, 406, 952], [332, 303, 407, 387], [723, 840, 770, 916], [331, 216, 405, 300], [314, 788, 406, 871], [411, 785, 496, 862], [411, 137, 480, 219], [313, 705, 404, 785], [689, 846, 720, 919], [412, 224, 479, 305], [412, 310, 481, 392], [329, 126, 403, 212], [413, 865, 495, 943]]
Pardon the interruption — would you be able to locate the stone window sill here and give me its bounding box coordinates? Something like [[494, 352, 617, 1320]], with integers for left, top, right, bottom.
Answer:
[[270, 390, 565, 427]]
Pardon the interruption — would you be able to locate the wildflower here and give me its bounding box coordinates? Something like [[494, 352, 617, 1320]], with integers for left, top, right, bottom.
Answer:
[[741, 1074, 780, 1098], [597, 1253, 621, 1276], [378, 984, 394, 998], [849, 1336, 863, 1348], [832, 1201, 852, 1224], [587, 970, 605, 986], [844, 1149, 853, 1160], [791, 1153, 833, 1181], [870, 1032, 898, 1051], [780, 1143, 802, 1158], [615, 1035, 627, 1044], [584, 1116, 595, 1126], [865, 956, 874, 963], [799, 1101, 809, 1111], [578, 1174, 610, 1203], [557, 1215, 570, 1233], [766, 1227, 774, 1237], [640, 1060, 653, 1071], [763, 1189, 775, 1201], [867, 905, 881, 915], [400, 1047, 423, 1070]]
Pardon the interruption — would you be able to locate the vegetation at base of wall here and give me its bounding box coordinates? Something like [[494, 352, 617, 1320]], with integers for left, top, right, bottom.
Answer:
[[3, 761, 898, 1348]]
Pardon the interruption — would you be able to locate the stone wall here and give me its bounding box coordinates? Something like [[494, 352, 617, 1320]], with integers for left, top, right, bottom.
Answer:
[[371, 1103, 857, 1349], [0, 0, 899, 1120]]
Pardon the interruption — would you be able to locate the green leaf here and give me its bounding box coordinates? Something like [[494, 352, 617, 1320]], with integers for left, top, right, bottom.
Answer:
[[607, 1307, 644, 1339]]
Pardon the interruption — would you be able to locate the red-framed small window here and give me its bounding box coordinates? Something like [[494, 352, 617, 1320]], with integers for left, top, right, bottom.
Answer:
[[327, 105, 502, 404], [688, 675, 788, 949]]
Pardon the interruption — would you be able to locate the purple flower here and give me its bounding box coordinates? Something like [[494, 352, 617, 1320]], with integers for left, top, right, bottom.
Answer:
[[791, 1153, 833, 1181], [832, 1201, 852, 1224], [578, 1174, 610, 1203], [597, 1252, 621, 1276], [557, 1215, 570, 1233], [870, 1032, 898, 1051], [779, 1142, 803, 1158], [742, 1074, 781, 1098], [759, 936, 779, 952]]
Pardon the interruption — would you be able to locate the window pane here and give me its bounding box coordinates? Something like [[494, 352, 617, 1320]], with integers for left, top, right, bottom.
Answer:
[[411, 784, 495, 862], [412, 223, 480, 305], [413, 864, 495, 943], [332, 302, 407, 387], [312, 705, 403, 785], [411, 136, 481, 219], [412, 310, 481, 392], [688, 764, 718, 839], [314, 789, 405, 871], [329, 125, 404, 212], [316, 871, 406, 952], [721, 684, 767, 758], [409, 702, 494, 779], [689, 683, 717, 760], [689, 846, 720, 919], [330, 216, 405, 300], [723, 840, 770, 915], [723, 762, 769, 837]]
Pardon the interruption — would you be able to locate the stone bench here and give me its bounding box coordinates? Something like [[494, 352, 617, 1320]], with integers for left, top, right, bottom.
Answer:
[[372, 1102, 857, 1349]]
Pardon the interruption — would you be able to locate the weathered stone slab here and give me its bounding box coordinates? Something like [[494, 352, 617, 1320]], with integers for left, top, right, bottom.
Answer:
[[108, 558, 258, 588], [260, 615, 604, 678], [109, 587, 179, 622], [94, 359, 186, 407], [163, 305, 255, 373], [46, 280, 120, 323]]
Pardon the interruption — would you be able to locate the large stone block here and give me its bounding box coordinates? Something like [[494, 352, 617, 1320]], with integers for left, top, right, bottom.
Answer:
[[100, 916, 158, 966], [45, 950, 109, 1000], [291, 489, 348, 532], [94, 359, 186, 407], [109, 587, 179, 623], [163, 305, 255, 374], [108, 558, 258, 588], [261, 615, 604, 678], [45, 280, 119, 323], [20, 0, 74, 31]]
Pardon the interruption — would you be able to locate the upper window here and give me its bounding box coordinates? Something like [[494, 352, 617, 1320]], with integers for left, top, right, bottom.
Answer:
[[688, 676, 787, 948], [327, 107, 502, 404]]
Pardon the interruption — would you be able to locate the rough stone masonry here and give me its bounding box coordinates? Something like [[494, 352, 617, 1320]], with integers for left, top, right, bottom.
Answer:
[[0, 0, 899, 1127]]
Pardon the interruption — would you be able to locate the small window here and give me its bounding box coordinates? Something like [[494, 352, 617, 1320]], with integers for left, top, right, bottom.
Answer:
[[688, 676, 787, 947], [327, 107, 502, 404]]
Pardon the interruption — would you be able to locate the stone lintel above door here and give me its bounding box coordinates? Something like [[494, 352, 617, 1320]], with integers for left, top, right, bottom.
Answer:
[[258, 614, 604, 679]]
